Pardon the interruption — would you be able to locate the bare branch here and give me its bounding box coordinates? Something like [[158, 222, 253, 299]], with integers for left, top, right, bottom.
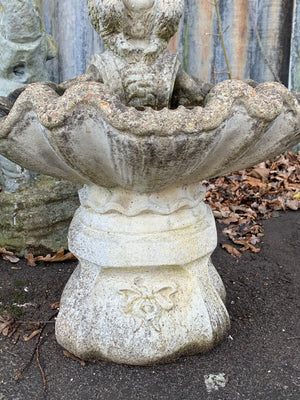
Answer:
[[213, 0, 232, 79], [248, 0, 281, 83]]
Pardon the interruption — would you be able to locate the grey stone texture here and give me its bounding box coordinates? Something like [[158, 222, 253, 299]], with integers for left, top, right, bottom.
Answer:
[[0, 0, 79, 255], [0, 175, 79, 256]]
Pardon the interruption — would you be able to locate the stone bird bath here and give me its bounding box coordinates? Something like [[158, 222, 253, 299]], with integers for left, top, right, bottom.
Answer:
[[0, 0, 299, 364]]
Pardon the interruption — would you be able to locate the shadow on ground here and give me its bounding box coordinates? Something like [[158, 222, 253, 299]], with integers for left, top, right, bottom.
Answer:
[[0, 211, 299, 400]]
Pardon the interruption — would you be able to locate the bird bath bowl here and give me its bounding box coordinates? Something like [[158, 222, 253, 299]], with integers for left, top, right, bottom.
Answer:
[[0, 0, 299, 365]]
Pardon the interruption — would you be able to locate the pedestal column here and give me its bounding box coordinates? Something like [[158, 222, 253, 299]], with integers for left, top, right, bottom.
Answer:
[[55, 183, 230, 365]]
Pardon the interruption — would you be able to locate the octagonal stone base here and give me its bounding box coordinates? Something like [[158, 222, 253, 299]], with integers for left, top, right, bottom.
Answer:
[[55, 184, 230, 365]]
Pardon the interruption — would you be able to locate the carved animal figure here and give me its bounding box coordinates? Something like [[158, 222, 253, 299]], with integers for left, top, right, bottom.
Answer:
[[87, 0, 184, 57]]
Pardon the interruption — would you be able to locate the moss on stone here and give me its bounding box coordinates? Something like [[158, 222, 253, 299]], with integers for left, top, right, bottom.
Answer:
[[0, 175, 80, 256]]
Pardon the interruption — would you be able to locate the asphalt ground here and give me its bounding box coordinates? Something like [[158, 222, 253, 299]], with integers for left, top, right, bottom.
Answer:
[[0, 211, 299, 400]]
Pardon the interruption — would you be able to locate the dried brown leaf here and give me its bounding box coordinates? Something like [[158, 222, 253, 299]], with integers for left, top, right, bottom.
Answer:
[[2, 254, 20, 263], [63, 350, 86, 366], [221, 216, 240, 225], [14, 371, 22, 380], [0, 247, 14, 256], [221, 244, 241, 258], [24, 329, 41, 342], [248, 235, 260, 246], [0, 248, 20, 264], [14, 332, 20, 344], [50, 302, 60, 310], [212, 210, 223, 218], [286, 199, 299, 211], [25, 249, 77, 266], [25, 253, 37, 267], [249, 165, 270, 182], [0, 312, 17, 337], [243, 178, 266, 188]]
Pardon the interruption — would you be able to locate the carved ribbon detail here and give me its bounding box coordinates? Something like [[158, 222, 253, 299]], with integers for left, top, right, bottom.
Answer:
[[118, 281, 177, 332]]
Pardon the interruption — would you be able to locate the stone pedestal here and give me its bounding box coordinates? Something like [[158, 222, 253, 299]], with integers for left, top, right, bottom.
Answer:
[[55, 183, 230, 365]]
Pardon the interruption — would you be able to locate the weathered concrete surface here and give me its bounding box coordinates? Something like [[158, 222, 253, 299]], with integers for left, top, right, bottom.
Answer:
[[0, 0, 79, 255], [0, 175, 79, 256], [0, 0, 57, 96], [0, 77, 299, 363], [0, 80, 298, 191], [56, 183, 229, 364], [0, 0, 57, 192]]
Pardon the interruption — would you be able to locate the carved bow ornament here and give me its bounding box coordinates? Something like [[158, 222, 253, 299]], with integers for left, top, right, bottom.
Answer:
[[119, 282, 177, 332]]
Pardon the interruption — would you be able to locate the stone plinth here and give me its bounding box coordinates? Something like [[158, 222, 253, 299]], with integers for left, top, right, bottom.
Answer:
[[55, 183, 229, 364]]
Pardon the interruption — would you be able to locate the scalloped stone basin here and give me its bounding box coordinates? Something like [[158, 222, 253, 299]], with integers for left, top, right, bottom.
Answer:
[[0, 80, 299, 191], [0, 79, 299, 364]]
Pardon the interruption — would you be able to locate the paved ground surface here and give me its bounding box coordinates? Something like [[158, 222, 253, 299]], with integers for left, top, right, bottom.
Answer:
[[0, 211, 299, 400]]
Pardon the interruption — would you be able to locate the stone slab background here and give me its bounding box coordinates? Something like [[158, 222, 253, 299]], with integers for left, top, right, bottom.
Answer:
[[42, 0, 298, 87], [43, 0, 103, 83]]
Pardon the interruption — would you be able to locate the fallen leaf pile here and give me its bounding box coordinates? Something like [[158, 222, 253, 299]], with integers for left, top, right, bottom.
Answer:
[[204, 152, 300, 257], [25, 248, 77, 267]]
